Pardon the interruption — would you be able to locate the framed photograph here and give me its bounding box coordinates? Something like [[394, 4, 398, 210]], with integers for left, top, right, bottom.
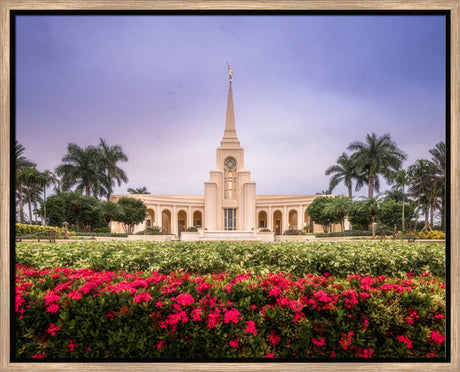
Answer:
[[1, 1, 459, 371]]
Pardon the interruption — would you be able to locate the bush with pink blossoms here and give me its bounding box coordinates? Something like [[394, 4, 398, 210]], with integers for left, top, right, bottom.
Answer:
[[15, 266, 446, 360]]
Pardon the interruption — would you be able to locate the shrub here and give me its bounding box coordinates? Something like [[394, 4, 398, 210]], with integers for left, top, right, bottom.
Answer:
[[16, 223, 75, 238], [92, 227, 110, 233], [283, 229, 306, 235], [259, 228, 271, 232], [15, 241, 446, 278], [418, 230, 445, 240], [185, 227, 198, 232], [15, 266, 446, 360]]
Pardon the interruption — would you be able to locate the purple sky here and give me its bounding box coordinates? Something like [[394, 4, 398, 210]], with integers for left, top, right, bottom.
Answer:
[[16, 15, 446, 197]]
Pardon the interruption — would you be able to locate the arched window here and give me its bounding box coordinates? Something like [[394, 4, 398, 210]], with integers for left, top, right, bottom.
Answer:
[[224, 157, 237, 199]]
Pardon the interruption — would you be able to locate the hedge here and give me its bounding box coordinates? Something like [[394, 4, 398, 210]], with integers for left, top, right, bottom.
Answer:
[[15, 266, 446, 360], [15, 241, 446, 278], [16, 223, 75, 238]]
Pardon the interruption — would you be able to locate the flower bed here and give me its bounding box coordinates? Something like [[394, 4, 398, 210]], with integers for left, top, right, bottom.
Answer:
[[15, 266, 445, 360]]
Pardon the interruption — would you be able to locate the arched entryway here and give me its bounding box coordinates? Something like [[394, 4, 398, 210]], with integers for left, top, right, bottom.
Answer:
[[193, 211, 202, 228], [162, 209, 171, 234], [178, 210, 187, 234], [288, 210, 298, 230], [258, 211, 267, 228], [145, 209, 155, 228], [273, 210, 282, 235]]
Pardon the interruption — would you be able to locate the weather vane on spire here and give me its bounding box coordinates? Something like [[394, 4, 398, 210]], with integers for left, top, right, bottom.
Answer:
[[227, 62, 233, 82]]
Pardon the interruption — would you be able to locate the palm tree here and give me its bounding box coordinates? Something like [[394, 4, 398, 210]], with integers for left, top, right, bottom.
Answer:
[[325, 152, 365, 199], [323, 196, 352, 232], [20, 167, 42, 224], [348, 133, 407, 199], [55, 143, 105, 198], [98, 138, 128, 201], [127, 186, 149, 194], [408, 159, 437, 229], [38, 170, 58, 226], [429, 141, 446, 229], [15, 141, 36, 223], [388, 169, 409, 231]]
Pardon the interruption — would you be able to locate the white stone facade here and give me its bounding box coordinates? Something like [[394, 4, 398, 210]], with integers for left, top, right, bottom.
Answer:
[[111, 80, 344, 237]]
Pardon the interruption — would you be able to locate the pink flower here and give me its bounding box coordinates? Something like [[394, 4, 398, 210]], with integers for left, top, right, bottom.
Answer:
[[196, 282, 212, 292], [155, 301, 163, 308], [157, 340, 166, 351], [207, 309, 221, 329], [66, 339, 75, 352], [224, 308, 241, 324], [428, 330, 445, 345], [32, 352, 47, 358], [434, 314, 445, 319], [43, 293, 60, 305], [133, 292, 152, 305], [45, 323, 61, 336], [46, 303, 60, 314], [265, 352, 274, 358], [229, 338, 239, 348], [176, 293, 195, 306], [312, 337, 325, 347], [330, 351, 336, 358], [15, 295, 25, 312], [397, 335, 413, 349], [67, 290, 82, 300], [245, 320, 257, 336], [269, 330, 281, 346], [192, 307, 203, 322]]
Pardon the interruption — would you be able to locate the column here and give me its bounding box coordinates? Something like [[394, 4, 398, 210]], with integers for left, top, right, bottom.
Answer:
[[283, 206, 288, 233], [187, 206, 192, 228], [172, 205, 177, 235], [268, 206, 273, 231]]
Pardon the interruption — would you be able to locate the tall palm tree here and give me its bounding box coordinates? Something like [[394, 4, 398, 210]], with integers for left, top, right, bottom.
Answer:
[[127, 186, 149, 194], [325, 152, 365, 199], [38, 170, 58, 226], [20, 167, 42, 224], [98, 138, 128, 201], [55, 143, 105, 198], [429, 141, 446, 229], [348, 133, 407, 199], [408, 159, 437, 229], [15, 141, 36, 223], [389, 169, 409, 231]]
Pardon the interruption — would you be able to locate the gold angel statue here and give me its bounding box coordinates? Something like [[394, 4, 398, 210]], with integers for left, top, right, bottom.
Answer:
[[227, 62, 233, 81]]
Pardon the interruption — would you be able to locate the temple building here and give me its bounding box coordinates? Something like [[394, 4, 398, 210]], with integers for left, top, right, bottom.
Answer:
[[111, 70, 343, 240]]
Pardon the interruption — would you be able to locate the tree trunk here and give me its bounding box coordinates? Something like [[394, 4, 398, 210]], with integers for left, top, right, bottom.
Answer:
[[402, 188, 405, 232], [86, 185, 91, 196], [348, 186, 352, 199], [368, 177, 374, 199], [19, 184, 24, 224], [28, 195, 32, 225], [43, 186, 47, 226]]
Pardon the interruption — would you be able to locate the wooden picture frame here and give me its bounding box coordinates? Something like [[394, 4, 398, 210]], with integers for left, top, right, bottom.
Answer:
[[1, 1, 458, 371]]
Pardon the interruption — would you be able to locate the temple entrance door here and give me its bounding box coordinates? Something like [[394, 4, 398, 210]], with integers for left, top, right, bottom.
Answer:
[[178, 210, 186, 237], [275, 220, 281, 235]]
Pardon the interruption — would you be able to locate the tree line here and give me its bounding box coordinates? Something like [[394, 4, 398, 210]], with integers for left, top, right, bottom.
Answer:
[[323, 133, 446, 231], [15, 139, 149, 232]]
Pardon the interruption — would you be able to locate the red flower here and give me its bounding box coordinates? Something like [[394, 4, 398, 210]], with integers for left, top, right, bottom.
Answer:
[[157, 340, 166, 351], [45, 323, 61, 336], [67, 290, 82, 300], [265, 352, 274, 358], [224, 308, 241, 324], [133, 292, 152, 305], [46, 303, 60, 314], [43, 293, 60, 305], [312, 337, 325, 347], [32, 352, 47, 358], [245, 320, 257, 336], [428, 330, 445, 345], [269, 330, 281, 346], [66, 339, 75, 352], [397, 335, 414, 349], [229, 338, 239, 348], [176, 293, 195, 306]]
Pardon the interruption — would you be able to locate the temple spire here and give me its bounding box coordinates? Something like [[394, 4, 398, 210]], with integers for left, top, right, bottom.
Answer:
[[221, 64, 240, 146]]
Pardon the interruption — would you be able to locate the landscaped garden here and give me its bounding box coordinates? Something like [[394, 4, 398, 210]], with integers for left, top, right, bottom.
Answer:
[[15, 241, 446, 360]]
